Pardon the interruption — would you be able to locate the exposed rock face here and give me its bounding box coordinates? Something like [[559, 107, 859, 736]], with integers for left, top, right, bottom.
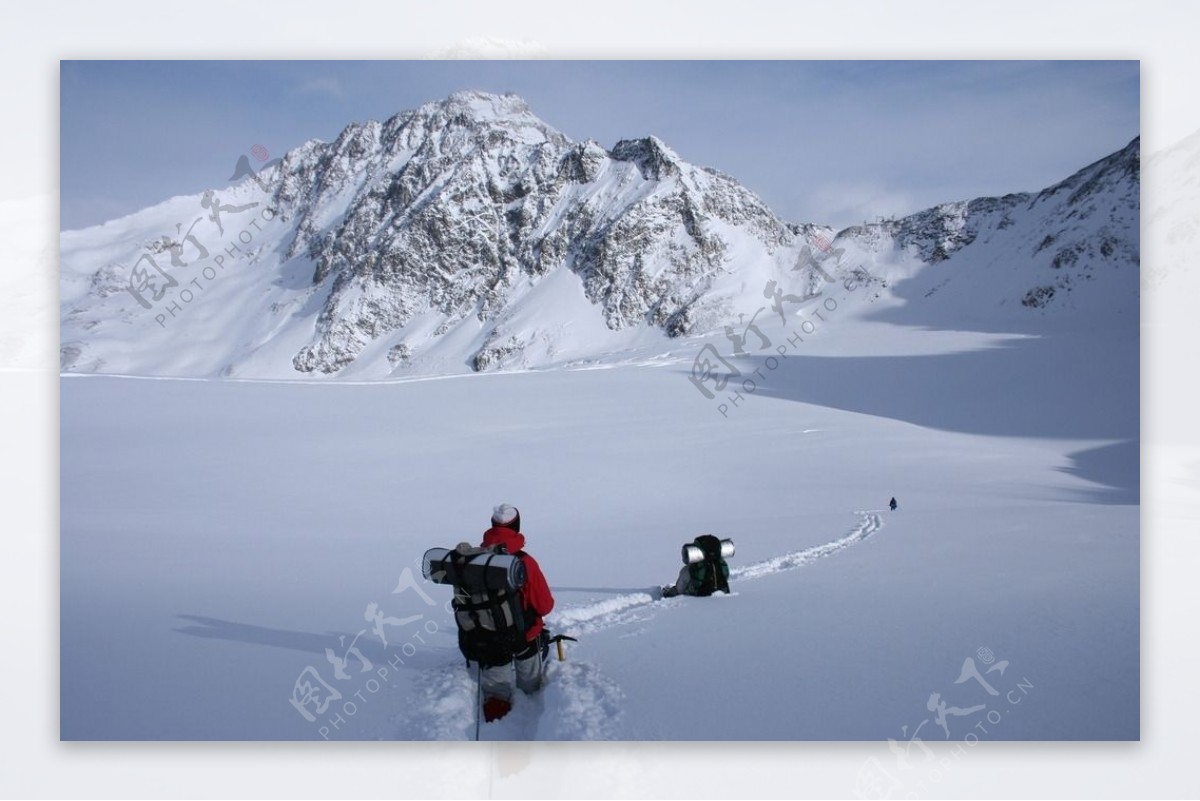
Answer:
[[834, 137, 1139, 318], [268, 91, 794, 373], [59, 90, 1139, 378]]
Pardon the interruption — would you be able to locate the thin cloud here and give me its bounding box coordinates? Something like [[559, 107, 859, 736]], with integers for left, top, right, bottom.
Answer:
[[807, 181, 922, 230]]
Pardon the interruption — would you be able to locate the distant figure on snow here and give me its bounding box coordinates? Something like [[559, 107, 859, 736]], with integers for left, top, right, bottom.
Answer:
[[889, 497, 898, 511], [663, 535, 731, 598]]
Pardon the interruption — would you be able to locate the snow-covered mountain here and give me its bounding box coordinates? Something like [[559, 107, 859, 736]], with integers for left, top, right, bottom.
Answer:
[[58, 94, 1143, 745], [59, 91, 1139, 379], [838, 137, 1140, 332]]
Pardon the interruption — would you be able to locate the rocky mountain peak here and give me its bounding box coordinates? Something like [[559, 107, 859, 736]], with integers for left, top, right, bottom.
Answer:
[[59, 92, 1140, 380], [1033, 136, 1139, 208], [610, 135, 681, 180], [258, 93, 803, 374]]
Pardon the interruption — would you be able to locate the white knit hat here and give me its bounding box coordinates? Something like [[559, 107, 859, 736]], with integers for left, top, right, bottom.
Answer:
[[491, 503, 519, 527]]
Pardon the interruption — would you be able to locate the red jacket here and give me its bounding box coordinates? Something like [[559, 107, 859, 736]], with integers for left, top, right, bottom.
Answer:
[[481, 526, 554, 641]]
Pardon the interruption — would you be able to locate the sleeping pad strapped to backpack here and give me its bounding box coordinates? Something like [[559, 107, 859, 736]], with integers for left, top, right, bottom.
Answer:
[[422, 544, 529, 666], [685, 534, 731, 596]]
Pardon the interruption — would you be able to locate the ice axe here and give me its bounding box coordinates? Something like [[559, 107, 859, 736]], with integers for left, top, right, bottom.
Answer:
[[548, 634, 578, 661]]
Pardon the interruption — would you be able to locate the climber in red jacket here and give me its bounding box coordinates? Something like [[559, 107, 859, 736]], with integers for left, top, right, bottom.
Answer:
[[477, 503, 554, 721]]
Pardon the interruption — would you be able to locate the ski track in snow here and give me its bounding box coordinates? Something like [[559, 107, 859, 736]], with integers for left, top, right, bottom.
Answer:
[[401, 512, 879, 740], [400, 652, 624, 741], [555, 511, 883, 638], [535, 661, 624, 740], [552, 592, 660, 634], [731, 511, 882, 581]]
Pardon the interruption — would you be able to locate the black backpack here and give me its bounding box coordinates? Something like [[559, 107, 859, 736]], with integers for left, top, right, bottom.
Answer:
[[423, 544, 529, 667], [687, 534, 731, 596]]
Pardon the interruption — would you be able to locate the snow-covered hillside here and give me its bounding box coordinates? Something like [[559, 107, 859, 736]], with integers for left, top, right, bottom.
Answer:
[[840, 138, 1139, 332], [60, 215, 1139, 743], [59, 91, 1138, 380], [61, 324, 1137, 742]]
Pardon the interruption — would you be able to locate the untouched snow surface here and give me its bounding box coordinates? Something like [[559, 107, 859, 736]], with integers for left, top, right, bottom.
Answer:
[[60, 305, 1137, 740]]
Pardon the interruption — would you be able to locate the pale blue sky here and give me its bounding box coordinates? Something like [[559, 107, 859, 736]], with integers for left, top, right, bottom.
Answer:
[[59, 60, 1139, 231]]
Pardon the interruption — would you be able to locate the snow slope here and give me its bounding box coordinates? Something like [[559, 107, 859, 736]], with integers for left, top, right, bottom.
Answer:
[[60, 304, 1137, 741]]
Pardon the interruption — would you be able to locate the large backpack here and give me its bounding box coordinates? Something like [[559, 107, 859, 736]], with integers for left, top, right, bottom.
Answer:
[[687, 534, 731, 596], [423, 544, 529, 667]]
